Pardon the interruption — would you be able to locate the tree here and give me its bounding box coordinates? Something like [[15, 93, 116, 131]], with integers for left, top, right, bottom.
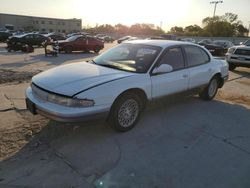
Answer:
[[202, 13, 248, 37], [169, 26, 184, 35], [184, 25, 203, 36], [115, 24, 129, 35], [235, 24, 249, 37]]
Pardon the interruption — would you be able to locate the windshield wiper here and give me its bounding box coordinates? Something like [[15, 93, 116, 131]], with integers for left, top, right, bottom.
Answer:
[[90, 59, 96, 64], [97, 63, 118, 69]]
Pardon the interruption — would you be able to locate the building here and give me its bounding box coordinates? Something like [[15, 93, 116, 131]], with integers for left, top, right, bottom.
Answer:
[[0, 13, 82, 33]]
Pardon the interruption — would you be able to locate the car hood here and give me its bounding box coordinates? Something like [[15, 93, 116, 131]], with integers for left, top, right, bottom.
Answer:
[[235, 45, 250, 50], [32, 62, 135, 96]]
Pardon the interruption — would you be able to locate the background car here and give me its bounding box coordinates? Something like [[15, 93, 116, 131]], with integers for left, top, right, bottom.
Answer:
[[26, 40, 228, 132], [7, 33, 48, 47], [160, 34, 177, 40], [199, 40, 234, 56], [117, 36, 132, 43], [181, 38, 196, 43], [226, 45, 250, 70], [101, 35, 114, 43], [44, 33, 66, 41], [197, 39, 213, 46], [0, 31, 12, 42], [58, 34, 104, 53], [95, 34, 114, 43]]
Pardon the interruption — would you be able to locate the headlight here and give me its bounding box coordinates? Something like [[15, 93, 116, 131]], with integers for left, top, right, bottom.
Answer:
[[227, 47, 235, 54], [47, 93, 94, 107]]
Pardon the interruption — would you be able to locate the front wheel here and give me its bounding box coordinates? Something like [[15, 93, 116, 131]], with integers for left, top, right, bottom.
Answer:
[[229, 64, 236, 71], [199, 77, 219, 100], [94, 46, 101, 53], [109, 93, 142, 132]]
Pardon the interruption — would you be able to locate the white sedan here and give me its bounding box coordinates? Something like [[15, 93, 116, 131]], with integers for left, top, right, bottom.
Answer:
[[26, 40, 229, 132]]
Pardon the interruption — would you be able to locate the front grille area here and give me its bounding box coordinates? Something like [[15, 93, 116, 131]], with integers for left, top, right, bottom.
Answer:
[[234, 49, 250, 56]]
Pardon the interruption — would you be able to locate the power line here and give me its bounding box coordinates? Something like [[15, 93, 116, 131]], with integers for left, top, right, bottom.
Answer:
[[210, 1, 223, 18]]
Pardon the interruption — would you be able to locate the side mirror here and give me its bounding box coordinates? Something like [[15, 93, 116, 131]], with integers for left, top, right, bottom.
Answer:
[[152, 64, 173, 74]]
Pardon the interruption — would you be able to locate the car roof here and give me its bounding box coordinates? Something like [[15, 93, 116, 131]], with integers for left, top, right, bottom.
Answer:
[[124, 39, 198, 48]]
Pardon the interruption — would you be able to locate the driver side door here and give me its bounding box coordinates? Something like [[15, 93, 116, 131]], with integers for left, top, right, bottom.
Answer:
[[75, 36, 87, 51], [151, 47, 189, 99]]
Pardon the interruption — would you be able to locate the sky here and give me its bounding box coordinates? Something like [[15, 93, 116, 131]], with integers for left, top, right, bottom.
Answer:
[[0, 0, 249, 31]]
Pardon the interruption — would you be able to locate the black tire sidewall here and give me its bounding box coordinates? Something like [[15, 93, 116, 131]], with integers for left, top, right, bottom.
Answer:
[[229, 64, 236, 71], [200, 77, 219, 100], [94, 46, 100, 53]]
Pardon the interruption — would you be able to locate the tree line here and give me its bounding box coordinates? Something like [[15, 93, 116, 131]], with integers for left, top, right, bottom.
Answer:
[[84, 13, 249, 37]]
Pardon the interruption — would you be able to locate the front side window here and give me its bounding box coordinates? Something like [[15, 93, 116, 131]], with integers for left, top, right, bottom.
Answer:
[[76, 36, 86, 41], [94, 44, 162, 73], [244, 40, 250, 46], [158, 47, 185, 71], [24, 34, 33, 39], [184, 46, 210, 67]]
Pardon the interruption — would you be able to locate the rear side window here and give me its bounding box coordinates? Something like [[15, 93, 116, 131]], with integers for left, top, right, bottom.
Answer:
[[184, 46, 210, 67], [158, 47, 185, 71]]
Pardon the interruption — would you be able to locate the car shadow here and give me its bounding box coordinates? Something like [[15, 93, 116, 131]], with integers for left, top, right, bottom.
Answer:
[[0, 97, 250, 187], [231, 68, 250, 79]]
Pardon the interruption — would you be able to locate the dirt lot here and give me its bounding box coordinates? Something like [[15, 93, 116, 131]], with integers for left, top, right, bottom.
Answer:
[[0, 42, 250, 188]]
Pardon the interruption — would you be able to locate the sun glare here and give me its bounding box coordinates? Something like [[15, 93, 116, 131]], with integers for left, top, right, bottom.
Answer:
[[73, 0, 189, 29]]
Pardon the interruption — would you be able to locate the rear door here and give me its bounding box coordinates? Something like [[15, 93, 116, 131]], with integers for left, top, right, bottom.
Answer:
[[183, 45, 213, 89], [151, 47, 189, 98]]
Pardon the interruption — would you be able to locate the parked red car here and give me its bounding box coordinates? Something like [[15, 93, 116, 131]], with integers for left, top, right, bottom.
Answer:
[[59, 35, 104, 53]]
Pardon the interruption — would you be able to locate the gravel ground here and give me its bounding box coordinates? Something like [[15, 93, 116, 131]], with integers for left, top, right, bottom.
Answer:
[[0, 69, 41, 84]]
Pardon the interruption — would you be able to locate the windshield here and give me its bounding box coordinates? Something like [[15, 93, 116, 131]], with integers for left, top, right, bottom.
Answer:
[[93, 44, 162, 73], [213, 41, 227, 46], [66, 35, 79, 42]]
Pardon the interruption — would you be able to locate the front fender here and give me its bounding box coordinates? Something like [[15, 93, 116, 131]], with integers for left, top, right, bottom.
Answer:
[[75, 74, 152, 106]]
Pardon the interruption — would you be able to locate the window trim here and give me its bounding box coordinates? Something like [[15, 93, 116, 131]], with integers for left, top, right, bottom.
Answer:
[[150, 45, 187, 76], [182, 45, 211, 68]]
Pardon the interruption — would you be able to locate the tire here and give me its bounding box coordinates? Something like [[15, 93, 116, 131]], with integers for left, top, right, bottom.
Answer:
[[199, 76, 219, 100], [65, 46, 72, 53], [108, 93, 142, 132], [229, 64, 236, 71], [94, 46, 101, 53]]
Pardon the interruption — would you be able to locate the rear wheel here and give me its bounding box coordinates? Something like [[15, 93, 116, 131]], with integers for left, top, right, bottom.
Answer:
[[229, 64, 236, 71], [109, 93, 142, 132], [199, 76, 219, 100]]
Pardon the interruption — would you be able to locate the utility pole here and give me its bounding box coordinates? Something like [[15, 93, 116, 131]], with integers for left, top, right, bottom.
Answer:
[[210, 1, 223, 18], [160, 21, 163, 30], [248, 21, 250, 37]]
